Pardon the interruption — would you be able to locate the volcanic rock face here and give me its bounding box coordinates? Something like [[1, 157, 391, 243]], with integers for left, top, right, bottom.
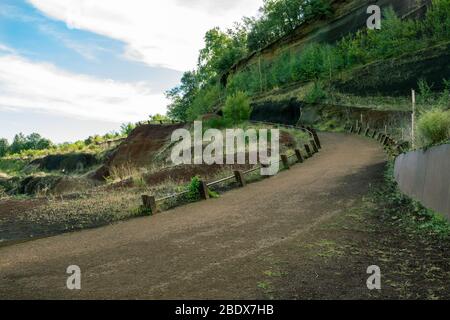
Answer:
[[225, 0, 431, 81], [94, 124, 186, 180], [30, 153, 99, 172]]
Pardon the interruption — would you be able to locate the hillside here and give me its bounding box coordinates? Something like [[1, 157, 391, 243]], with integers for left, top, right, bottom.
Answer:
[[224, 0, 431, 83], [215, 0, 449, 145]]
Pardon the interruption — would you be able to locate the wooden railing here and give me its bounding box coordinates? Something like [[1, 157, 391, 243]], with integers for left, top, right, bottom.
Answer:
[[347, 124, 407, 155], [141, 123, 322, 214], [136, 120, 186, 127]]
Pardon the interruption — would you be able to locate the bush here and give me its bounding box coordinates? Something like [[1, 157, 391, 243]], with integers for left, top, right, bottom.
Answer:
[[120, 123, 136, 136], [187, 84, 224, 121], [0, 138, 9, 158], [422, 0, 450, 41], [417, 109, 450, 146], [187, 176, 202, 201], [203, 117, 232, 130], [223, 92, 252, 125], [304, 81, 328, 104]]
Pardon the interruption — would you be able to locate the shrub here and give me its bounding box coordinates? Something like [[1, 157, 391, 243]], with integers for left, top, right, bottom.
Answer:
[[223, 92, 252, 125], [417, 109, 450, 146], [203, 117, 232, 130], [187, 176, 201, 201], [120, 123, 136, 136], [0, 138, 9, 158], [304, 81, 328, 104], [187, 84, 224, 121], [422, 0, 450, 41]]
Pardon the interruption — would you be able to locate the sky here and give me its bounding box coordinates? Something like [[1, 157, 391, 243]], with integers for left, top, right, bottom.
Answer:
[[0, 0, 262, 143]]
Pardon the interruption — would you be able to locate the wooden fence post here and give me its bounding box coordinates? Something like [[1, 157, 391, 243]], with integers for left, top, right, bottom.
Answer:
[[234, 170, 246, 187], [304, 144, 312, 158], [311, 129, 321, 149], [281, 154, 290, 169], [310, 140, 319, 153], [295, 149, 304, 163], [198, 180, 209, 200], [141, 195, 157, 214]]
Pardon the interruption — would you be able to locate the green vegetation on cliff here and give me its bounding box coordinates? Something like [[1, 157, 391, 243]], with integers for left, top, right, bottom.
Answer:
[[166, 0, 335, 122], [166, 0, 450, 122]]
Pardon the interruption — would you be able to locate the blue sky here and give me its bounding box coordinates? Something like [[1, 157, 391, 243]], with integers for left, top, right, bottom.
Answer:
[[0, 0, 262, 143]]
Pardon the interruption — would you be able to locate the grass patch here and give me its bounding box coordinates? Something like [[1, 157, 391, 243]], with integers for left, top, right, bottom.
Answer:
[[0, 158, 27, 176]]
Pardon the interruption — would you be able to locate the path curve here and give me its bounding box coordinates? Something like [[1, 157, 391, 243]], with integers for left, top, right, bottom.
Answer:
[[0, 133, 386, 299]]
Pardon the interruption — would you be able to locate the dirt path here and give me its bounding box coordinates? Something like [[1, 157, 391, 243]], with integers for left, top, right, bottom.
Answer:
[[0, 133, 387, 299]]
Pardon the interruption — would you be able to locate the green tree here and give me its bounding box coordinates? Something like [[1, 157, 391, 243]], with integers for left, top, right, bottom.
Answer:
[[9, 133, 27, 154], [120, 123, 136, 136], [0, 138, 9, 157], [150, 113, 170, 122], [198, 26, 247, 82], [246, 0, 333, 51], [223, 92, 252, 125], [166, 71, 200, 121], [24, 133, 52, 150], [8, 133, 52, 154], [422, 0, 450, 41]]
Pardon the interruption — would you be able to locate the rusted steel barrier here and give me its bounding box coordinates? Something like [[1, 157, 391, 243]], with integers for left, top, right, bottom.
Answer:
[[395, 144, 450, 220]]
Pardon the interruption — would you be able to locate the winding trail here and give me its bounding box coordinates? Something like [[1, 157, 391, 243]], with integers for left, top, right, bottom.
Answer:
[[0, 133, 386, 299]]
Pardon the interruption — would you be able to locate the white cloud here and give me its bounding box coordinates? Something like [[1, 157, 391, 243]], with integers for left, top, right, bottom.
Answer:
[[0, 44, 16, 55], [27, 0, 262, 71], [38, 24, 107, 61], [0, 53, 168, 123]]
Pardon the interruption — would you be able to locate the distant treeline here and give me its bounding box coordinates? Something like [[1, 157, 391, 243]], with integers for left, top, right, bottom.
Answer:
[[0, 114, 171, 159]]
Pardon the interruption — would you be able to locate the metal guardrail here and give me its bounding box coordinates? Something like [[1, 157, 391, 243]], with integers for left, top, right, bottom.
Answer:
[[141, 122, 321, 214]]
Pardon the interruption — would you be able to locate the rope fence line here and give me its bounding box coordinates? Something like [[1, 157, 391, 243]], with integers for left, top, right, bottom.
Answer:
[[141, 122, 322, 214]]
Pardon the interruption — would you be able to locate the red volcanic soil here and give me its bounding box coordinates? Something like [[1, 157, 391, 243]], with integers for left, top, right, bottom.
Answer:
[[94, 124, 298, 183], [94, 124, 185, 179]]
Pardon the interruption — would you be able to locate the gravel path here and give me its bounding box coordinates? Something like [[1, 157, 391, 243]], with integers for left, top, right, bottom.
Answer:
[[0, 133, 386, 299]]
